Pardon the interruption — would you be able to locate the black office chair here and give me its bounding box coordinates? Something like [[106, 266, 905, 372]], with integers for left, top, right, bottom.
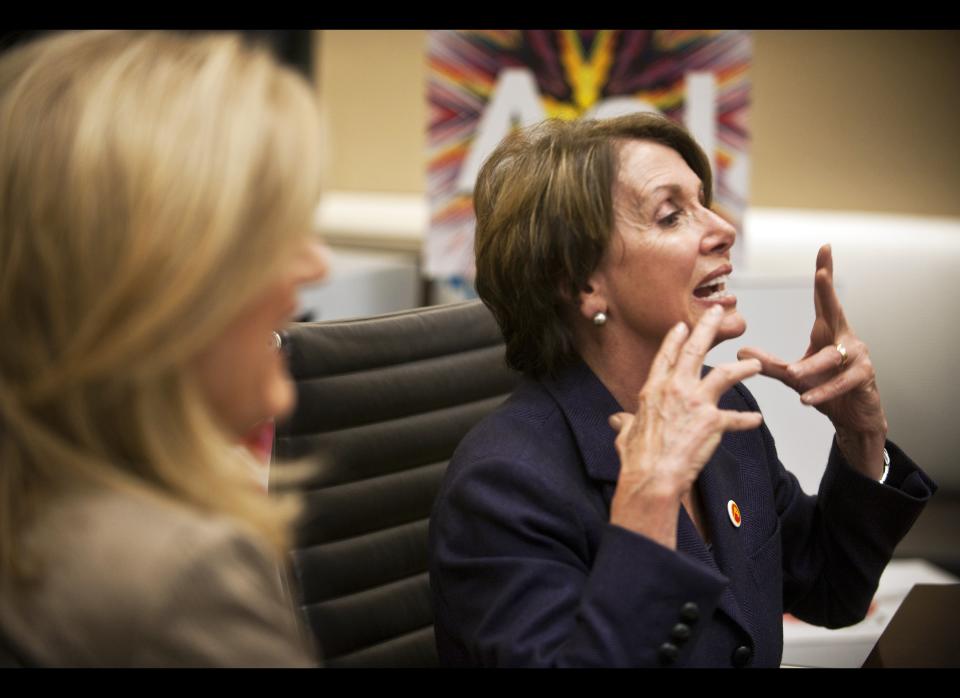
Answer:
[[270, 300, 520, 667]]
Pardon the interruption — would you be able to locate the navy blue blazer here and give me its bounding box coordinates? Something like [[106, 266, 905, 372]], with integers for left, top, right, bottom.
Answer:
[[428, 361, 936, 667]]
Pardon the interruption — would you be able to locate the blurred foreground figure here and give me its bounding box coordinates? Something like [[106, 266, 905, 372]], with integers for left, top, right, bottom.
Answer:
[[0, 31, 328, 667]]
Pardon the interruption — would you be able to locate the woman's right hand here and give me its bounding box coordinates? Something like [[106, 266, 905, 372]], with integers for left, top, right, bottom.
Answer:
[[607, 305, 763, 549]]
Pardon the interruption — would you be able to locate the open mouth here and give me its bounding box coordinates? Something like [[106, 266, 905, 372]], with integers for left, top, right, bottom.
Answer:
[[693, 273, 731, 301]]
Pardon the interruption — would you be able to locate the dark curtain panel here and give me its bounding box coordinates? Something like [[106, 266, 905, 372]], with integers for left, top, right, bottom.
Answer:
[[240, 30, 314, 81], [0, 30, 314, 82], [0, 30, 51, 54]]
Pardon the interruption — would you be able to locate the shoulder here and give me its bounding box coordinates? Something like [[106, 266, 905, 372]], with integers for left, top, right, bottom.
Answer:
[[442, 378, 585, 495], [458, 378, 564, 451], [729, 380, 762, 412], [7, 488, 313, 667], [431, 376, 610, 567], [33, 488, 264, 595], [698, 367, 781, 478]]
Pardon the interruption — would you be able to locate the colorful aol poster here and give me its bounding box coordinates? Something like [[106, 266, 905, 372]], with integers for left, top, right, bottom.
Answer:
[[426, 30, 751, 281]]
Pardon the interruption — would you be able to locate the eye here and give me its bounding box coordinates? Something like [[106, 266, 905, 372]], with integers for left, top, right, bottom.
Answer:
[[658, 209, 684, 228]]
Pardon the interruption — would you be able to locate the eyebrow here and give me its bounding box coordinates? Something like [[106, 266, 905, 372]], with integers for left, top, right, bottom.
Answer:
[[646, 182, 706, 202], [636, 184, 703, 217], [617, 180, 705, 217]]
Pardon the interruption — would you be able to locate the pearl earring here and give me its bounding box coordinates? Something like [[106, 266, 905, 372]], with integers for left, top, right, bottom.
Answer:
[[592, 311, 607, 326]]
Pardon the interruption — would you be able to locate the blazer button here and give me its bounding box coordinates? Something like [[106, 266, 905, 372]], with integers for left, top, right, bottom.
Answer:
[[658, 642, 679, 665], [732, 645, 753, 667], [679, 602, 700, 623], [671, 623, 691, 643]]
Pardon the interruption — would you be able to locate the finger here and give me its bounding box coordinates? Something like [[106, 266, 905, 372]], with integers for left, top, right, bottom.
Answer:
[[800, 364, 870, 406], [816, 243, 834, 282], [700, 359, 763, 402], [736, 346, 799, 390], [721, 409, 764, 432], [803, 315, 836, 358], [812, 244, 836, 324], [608, 412, 634, 434], [815, 267, 847, 332], [814, 250, 848, 334], [787, 341, 850, 382], [675, 305, 723, 377], [813, 245, 828, 320], [647, 321, 689, 388]]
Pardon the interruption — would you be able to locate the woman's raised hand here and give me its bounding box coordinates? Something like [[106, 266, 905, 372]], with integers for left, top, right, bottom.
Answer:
[[608, 305, 763, 549], [736, 245, 888, 479]]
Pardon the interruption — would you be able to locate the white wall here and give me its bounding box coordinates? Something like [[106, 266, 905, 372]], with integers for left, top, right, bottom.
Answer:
[[729, 209, 960, 491], [315, 196, 960, 491]]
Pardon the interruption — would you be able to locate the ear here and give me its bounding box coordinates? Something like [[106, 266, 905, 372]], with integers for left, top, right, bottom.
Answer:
[[576, 268, 609, 324]]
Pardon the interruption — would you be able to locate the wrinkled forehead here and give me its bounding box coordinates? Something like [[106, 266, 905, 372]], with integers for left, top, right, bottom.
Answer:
[[612, 139, 703, 208]]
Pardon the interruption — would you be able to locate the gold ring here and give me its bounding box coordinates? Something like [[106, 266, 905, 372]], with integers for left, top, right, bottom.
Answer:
[[836, 342, 848, 368]]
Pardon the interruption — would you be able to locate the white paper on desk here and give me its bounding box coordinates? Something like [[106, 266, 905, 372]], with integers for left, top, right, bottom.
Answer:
[[780, 559, 959, 668]]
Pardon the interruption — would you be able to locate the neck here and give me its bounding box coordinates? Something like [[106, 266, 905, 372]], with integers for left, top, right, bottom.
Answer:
[[575, 326, 660, 414]]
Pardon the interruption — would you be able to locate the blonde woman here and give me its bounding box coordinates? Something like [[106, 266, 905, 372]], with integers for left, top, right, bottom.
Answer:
[[0, 31, 327, 666]]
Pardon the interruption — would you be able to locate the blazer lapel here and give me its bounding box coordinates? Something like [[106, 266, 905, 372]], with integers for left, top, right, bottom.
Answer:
[[544, 361, 757, 644], [696, 443, 754, 638], [542, 361, 622, 485]]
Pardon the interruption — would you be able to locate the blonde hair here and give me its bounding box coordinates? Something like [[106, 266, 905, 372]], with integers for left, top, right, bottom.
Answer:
[[0, 31, 324, 580]]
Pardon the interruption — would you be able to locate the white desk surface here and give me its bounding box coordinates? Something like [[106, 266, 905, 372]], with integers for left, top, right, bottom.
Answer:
[[781, 558, 959, 668]]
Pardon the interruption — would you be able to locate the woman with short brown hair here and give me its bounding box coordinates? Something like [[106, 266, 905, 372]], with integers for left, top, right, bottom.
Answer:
[[474, 115, 712, 379], [429, 112, 935, 667]]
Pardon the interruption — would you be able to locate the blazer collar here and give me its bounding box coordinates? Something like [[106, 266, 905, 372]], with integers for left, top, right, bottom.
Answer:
[[541, 360, 623, 483]]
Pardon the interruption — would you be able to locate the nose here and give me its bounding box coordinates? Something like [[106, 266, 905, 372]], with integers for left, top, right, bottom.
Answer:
[[699, 207, 736, 256], [293, 238, 330, 287]]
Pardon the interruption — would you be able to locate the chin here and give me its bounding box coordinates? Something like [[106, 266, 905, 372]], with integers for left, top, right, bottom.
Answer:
[[267, 373, 297, 422], [715, 310, 747, 345]]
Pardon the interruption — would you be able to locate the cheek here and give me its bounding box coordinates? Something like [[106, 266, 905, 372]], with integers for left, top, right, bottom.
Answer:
[[195, 325, 297, 437], [608, 240, 694, 335], [232, 332, 297, 430], [650, 248, 699, 316], [649, 239, 697, 290]]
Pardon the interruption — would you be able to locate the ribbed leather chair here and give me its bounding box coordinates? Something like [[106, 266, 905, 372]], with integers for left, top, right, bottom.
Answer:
[[270, 300, 520, 667]]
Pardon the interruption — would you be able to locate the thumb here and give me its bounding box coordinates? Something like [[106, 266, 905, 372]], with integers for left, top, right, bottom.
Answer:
[[737, 346, 800, 391], [608, 412, 634, 434]]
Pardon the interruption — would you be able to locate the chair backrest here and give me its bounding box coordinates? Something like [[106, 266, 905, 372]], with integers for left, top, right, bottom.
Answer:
[[271, 300, 520, 667]]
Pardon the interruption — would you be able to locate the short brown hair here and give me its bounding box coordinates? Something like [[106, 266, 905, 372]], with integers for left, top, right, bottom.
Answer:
[[474, 112, 713, 378]]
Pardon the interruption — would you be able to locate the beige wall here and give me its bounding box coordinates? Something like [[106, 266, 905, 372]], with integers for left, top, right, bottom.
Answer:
[[316, 30, 960, 217], [751, 31, 960, 216], [316, 30, 428, 194]]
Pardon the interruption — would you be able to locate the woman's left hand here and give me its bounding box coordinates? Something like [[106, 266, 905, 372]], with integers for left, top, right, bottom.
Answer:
[[737, 244, 888, 479]]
